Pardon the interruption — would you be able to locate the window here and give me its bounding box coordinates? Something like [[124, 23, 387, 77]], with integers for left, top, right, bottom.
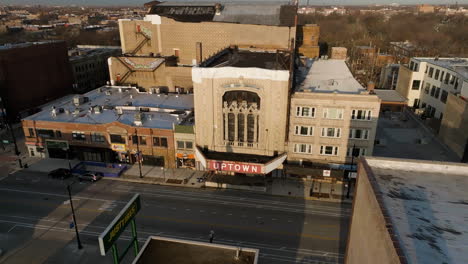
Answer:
[[347, 147, 367, 157], [430, 86, 436, 96], [424, 83, 430, 94], [55, 130, 62, 138], [440, 91, 448, 103], [177, 141, 193, 149], [72, 131, 86, 141], [28, 128, 35, 137], [296, 106, 315, 118], [323, 108, 343, 119], [321, 127, 341, 138], [435, 87, 440, 99], [91, 133, 105, 143], [110, 134, 125, 144], [139, 136, 147, 145], [428, 67, 434, 78], [153, 137, 168, 148], [294, 144, 312, 154], [411, 80, 421, 90], [320, 146, 338, 156], [440, 71, 445, 81], [434, 69, 440, 80], [444, 73, 450, 84], [36, 129, 55, 138], [414, 63, 419, 71], [410, 61, 414, 70], [294, 125, 314, 136], [450, 75, 455, 85], [349, 129, 370, 140], [425, 65, 428, 73], [351, 110, 372, 120], [454, 78, 459, 90]]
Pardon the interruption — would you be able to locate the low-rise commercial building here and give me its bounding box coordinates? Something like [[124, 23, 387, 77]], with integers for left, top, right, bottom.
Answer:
[[21, 86, 193, 169], [347, 157, 468, 264], [288, 59, 381, 165]]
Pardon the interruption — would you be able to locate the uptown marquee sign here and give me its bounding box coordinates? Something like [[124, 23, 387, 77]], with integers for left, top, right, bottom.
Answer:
[[98, 194, 141, 264], [209, 160, 263, 174]]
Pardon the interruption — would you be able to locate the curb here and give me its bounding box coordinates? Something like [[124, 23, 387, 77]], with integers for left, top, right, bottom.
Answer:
[[103, 176, 203, 188]]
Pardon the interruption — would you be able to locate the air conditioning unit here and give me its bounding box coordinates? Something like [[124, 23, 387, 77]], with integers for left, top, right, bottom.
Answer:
[[94, 106, 102, 114], [105, 90, 112, 96], [134, 113, 144, 126], [116, 108, 123, 115], [73, 96, 84, 106]]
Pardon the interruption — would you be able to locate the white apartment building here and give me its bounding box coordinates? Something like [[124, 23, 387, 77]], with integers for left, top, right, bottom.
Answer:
[[288, 59, 381, 165], [395, 57, 468, 119]]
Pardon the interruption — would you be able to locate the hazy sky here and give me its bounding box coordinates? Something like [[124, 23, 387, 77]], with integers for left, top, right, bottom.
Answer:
[[1, 0, 467, 6]]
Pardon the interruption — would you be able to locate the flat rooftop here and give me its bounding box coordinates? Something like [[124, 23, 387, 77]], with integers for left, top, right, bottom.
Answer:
[[414, 57, 468, 80], [201, 48, 289, 70], [364, 157, 468, 264], [0, 40, 63, 51], [134, 236, 258, 264], [374, 89, 407, 103], [23, 86, 194, 129], [296, 59, 365, 94]]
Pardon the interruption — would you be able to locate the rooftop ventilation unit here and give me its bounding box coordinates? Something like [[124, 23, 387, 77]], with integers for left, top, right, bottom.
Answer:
[[116, 108, 123, 115], [94, 106, 102, 114], [65, 109, 70, 115], [73, 96, 84, 106], [134, 113, 144, 126], [105, 90, 112, 96], [73, 108, 80, 116], [51, 106, 57, 117], [118, 88, 123, 93]]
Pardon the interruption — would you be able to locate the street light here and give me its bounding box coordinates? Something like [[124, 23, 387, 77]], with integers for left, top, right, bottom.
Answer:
[[134, 129, 143, 178], [67, 182, 83, 250]]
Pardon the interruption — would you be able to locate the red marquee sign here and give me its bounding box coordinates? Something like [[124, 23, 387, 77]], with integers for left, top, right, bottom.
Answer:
[[209, 160, 263, 174]]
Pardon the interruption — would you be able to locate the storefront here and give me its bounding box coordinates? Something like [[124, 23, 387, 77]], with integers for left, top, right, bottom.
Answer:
[[26, 142, 46, 158], [176, 153, 195, 168], [45, 140, 69, 159], [111, 143, 130, 163]]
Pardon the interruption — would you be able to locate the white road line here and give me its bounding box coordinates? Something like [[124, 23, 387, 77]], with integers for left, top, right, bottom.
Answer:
[[7, 224, 16, 233], [0, 217, 343, 260]]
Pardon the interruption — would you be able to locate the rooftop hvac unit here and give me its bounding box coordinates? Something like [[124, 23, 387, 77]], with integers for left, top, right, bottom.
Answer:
[[116, 108, 123, 115], [147, 114, 153, 120], [134, 113, 144, 126], [105, 90, 112, 96], [98, 87, 103, 93], [94, 106, 102, 114], [65, 109, 70, 115], [73, 96, 84, 106], [118, 88, 123, 93], [51, 106, 57, 117], [156, 87, 160, 94], [129, 94, 133, 99], [73, 108, 80, 115]]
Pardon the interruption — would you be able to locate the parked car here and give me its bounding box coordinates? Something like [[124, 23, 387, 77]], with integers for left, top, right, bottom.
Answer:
[[48, 168, 72, 179], [77, 172, 103, 182]]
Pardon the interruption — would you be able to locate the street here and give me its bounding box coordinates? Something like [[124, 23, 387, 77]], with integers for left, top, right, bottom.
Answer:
[[0, 170, 351, 264]]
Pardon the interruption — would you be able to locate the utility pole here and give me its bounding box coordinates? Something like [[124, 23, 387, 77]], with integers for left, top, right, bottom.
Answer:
[[135, 129, 143, 178], [67, 183, 83, 250], [0, 96, 22, 168]]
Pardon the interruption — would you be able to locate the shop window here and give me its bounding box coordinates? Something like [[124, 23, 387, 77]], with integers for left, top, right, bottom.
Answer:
[[37, 129, 55, 138], [72, 131, 86, 141], [110, 134, 125, 144]]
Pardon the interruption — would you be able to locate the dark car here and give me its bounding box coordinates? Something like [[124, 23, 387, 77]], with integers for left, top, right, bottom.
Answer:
[[48, 168, 72, 179]]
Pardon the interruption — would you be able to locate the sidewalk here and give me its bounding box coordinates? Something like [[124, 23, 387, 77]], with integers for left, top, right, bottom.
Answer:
[[104, 164, 207, 188]]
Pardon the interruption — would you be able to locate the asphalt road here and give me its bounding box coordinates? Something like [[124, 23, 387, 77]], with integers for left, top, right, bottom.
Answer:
[[0, 170, 351, 264]]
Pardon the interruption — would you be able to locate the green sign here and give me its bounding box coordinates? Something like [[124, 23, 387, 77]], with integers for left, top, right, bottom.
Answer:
[[98, 194, 141, 256], [46, 140, 69, 149]]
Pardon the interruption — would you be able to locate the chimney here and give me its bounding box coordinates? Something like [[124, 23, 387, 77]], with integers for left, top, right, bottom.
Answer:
[[367, 81, 375, 94]]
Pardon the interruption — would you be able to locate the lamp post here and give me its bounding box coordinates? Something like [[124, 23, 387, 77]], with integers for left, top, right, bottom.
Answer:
[[134, 129, 143, 178], [0, 96, 22, 168], [67, 182, 83, 250]]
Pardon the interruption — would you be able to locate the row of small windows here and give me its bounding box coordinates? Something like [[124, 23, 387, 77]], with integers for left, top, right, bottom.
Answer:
[[295, 107, 372, 121], [30, 129, 171, 148], [426, 66, 459, 88], [293, 144, 367, 157], [423, 83, 448, 104], [294, 126, 369, 139]]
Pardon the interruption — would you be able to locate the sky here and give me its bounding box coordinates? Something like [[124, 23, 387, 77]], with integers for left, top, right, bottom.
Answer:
[[1, 0, 467, 6]]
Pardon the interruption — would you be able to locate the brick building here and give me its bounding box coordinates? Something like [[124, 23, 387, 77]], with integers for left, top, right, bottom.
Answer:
[[0, 41, 73, 121], [21, 86, 194, 169]]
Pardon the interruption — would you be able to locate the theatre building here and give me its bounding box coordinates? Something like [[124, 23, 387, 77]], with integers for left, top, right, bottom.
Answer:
[[21, 86, 194, 169], [193, 47, 289, 176]]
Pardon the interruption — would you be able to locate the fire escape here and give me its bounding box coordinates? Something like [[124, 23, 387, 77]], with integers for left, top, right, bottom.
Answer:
[[116, 26, 151, 85]]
